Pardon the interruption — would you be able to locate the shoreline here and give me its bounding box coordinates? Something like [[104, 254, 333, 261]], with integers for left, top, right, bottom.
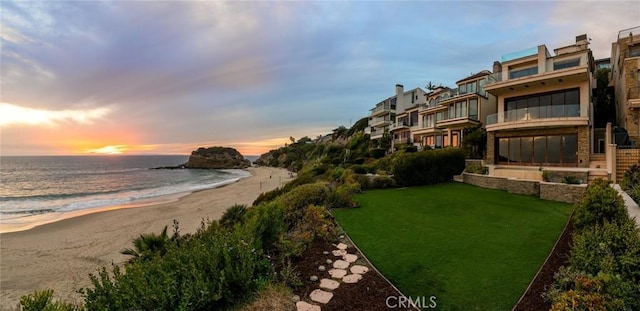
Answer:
[[0, 166, 292, 310], [0, 174, 248, 234]]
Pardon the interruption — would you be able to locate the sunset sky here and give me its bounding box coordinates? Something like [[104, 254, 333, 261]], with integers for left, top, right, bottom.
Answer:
[[1, 1, 638, 156]]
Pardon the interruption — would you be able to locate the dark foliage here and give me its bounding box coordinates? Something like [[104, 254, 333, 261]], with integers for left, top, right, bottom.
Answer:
[[392, 148, 465, 187]]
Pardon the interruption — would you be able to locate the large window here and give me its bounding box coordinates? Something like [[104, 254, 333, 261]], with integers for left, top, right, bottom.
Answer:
[[423, 114, 434, 128], [505, 88, 580, 121], [553, 58, 580, 70], [509, 66, 538, 79], [469, 99, 478, 120], [496, 134, 578, 166], [436, 111, 444, 122], [459, 80, 478, 95], [630, 45, 640, 58]]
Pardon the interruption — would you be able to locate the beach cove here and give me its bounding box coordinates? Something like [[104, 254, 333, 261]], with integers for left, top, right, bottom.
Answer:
[[0, 166, 292, 310]]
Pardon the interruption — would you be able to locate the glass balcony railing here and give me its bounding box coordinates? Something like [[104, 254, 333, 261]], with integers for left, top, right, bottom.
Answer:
[[501, 46, 538, 63], [486, 105, 581, 125]]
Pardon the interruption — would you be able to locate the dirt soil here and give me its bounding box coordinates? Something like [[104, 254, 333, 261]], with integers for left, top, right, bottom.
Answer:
[[292, 239, 419, 311]]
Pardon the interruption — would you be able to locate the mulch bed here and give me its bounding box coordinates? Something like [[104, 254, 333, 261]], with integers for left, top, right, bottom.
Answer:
[[512, 220, 575, 311], [291, 239, 418, 311]]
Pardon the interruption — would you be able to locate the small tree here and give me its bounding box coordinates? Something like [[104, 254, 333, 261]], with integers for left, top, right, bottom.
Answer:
[[461, 125, 486, 159]]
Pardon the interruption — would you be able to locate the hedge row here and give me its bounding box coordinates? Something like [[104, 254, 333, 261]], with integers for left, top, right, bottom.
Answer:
[[546, 178, 640, 310], [391, 148, 465, 187]]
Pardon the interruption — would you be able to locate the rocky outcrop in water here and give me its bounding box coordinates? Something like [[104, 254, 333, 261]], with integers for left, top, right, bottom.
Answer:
[[184, 147, 251, 169]]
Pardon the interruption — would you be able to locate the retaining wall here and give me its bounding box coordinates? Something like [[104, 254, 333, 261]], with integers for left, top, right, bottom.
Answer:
[[463, 173, 585, 204]]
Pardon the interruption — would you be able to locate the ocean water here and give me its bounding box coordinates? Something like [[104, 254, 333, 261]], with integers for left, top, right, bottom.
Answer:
[[0, 155, 252, 227]]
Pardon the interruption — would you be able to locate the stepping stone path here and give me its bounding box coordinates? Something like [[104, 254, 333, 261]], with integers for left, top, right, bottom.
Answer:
[[296, 241, 369, 311], [332, 249, 347, 256], [319, 278, 340, 290], [333, 260, 350, 269], [310, 289, 333, 304], [328, 268, 347, 279], [296, 301, 321, 311], [342, 273, 363, 284], [350, 265, 369, 274], [343, 254, 358, 263]]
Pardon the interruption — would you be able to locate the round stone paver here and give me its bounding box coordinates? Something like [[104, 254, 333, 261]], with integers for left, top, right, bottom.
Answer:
[[342, 273, 363, 284], [310, 289, 334, 304], [350, 265, 369, 274], [328, 268, 347, 279], [296, 301, 321, 311], [343, 253, 358, 263], [319, 278, 340, 291], [336, 242, 348, 250], [332, 259, 350, 269], [332, 249, 347, 257]]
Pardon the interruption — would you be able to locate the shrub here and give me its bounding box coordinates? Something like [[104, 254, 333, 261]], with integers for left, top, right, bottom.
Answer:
[[326, 186, 358, 209], [20, 290, 80, 311], [545, 267, 638, 311], [244, 202, 287, 254], [621, 164, 640, 191], [542, 170, 550, 182], [350, 165, 367, 175], [120, 226, 171, 263], [404, 145, 418, 153], [465, 163, 487, 175], [369, 148, 386, 159], [570, 220, 640, 282], [562, 175, 581, 184], [220, 204, 248, 229], [238, 282, 295, 311], [82, 224, 269, 310], [276, 183, 329, 227], [253, 187, 286, 206], [354, 174, 371, 190], [573, 178, 629, 230], [392, 148, 465, 187], [370, 176, 397, 189]]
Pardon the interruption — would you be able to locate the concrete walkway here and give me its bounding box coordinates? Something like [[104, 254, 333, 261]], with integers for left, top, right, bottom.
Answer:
[[612, 184, 640, 227]]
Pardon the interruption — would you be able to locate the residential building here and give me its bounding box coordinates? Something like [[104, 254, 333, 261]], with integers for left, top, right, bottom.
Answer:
[[431, 71, 497, 148], [366, 84, 426, 145], [483, 34, 596, 177], [611, 26, 640, 144], [413, 87, 454, 148]]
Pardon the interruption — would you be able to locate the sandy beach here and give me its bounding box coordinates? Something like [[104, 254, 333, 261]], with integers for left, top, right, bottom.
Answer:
[[0, 166, 292, 310]]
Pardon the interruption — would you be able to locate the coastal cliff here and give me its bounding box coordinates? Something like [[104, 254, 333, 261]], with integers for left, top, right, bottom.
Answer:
[[184, 147, 251, 169]]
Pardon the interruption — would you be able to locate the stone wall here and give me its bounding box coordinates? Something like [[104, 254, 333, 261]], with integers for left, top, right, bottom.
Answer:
[[463, 173, 539, 196], [540, 182, 586, 204], [463, 173, 585, 203]]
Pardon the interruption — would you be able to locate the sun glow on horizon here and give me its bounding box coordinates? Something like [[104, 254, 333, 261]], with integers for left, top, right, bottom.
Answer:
[[87, 145, 127, 154]]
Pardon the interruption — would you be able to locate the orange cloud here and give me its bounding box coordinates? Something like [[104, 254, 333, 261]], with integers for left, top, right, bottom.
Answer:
[[0, 102, 111, 127]]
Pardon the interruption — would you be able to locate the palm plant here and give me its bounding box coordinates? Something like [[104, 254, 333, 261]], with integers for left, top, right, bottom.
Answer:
[[120, 226, 170, 262], [220, 204, 248, 229]]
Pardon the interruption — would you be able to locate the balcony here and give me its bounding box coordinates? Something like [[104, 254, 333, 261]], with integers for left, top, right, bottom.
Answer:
[[369, 116, 392, 128], [485, 104, 587, 131], [370, 103, 395, 117], [369, 128, 386, 139], [483, 65, 589, 96], [501, 46, 538, 63], [389, 122, 410, 131]]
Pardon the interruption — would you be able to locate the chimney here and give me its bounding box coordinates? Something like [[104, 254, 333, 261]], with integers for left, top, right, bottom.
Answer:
[[576, 34, 589, 50], [395, 84, 404, 111], [492, 61, 502, 74]]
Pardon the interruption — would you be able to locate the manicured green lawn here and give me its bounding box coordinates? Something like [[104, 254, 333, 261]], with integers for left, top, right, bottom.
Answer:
[[332, 182, 572, 311]]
